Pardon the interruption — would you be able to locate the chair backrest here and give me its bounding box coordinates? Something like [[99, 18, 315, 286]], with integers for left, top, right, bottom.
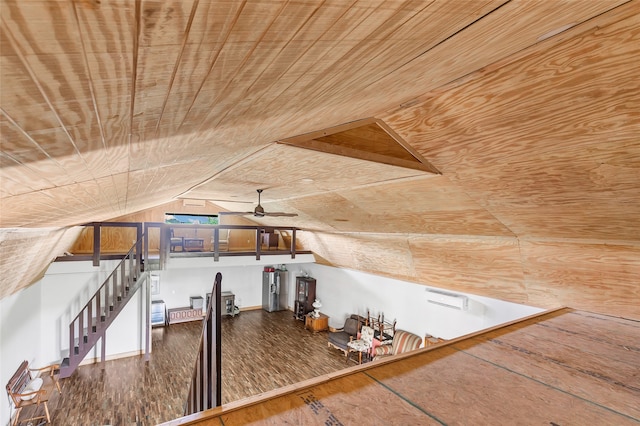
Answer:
[[391, 330, 422, 355], [6, 361, 31, 405], [343, 317, 359, 336], [360, 326, 374, 345]]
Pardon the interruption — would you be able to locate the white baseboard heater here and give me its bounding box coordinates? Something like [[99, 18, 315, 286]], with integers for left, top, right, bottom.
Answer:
[[426, 289, 469, 310]]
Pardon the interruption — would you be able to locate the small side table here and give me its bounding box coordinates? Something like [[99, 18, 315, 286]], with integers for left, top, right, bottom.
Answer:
[[305, 312, 329, 332]]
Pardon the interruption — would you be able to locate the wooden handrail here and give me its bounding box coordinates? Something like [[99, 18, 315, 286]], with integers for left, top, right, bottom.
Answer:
[[61, 237, 146, 378], [185, 272, 222, 414]]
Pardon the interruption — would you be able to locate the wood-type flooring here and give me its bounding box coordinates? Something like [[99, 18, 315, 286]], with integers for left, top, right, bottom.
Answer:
[[19, 309, 349, 425], [167, 308, 640, 426]]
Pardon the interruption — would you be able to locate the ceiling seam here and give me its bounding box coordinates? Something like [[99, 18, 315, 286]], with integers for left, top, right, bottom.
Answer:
[[266, 3, 398, 115], [202, 1, 294, 132], [260, 0, 381, 113], [125, 0, 142, 213], [153, 0, 200, 139], [219, 0, 332, 127], [299, 0, 436, 111], [0, 107, 67, 181], [138, 0, 202, 213], [71, 0, 122, 214], [0, 13, 106, 214], [177, 1, 248, 130], [364, 0, 513, 90], [175, 144, 277, 199]]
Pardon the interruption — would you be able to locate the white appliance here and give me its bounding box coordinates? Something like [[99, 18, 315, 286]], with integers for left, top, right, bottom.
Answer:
[[426, 289, 469, 310]]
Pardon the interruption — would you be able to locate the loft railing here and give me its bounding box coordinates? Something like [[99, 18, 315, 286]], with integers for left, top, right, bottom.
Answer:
[[55, 222, 308, 272], [185, 272, 222, 414], [143, 223, 302, 269], [60, 238, 147, 378]]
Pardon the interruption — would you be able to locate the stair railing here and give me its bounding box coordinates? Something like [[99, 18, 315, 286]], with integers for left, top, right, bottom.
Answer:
[[185, 272, 222, 414], [61, 237, 146, 378]]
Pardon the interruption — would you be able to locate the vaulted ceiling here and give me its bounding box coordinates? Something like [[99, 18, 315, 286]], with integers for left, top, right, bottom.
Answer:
[[1, 1, 638, 316]]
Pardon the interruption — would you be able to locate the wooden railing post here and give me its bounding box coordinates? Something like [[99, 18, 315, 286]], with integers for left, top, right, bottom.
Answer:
[[184, 272, 222, 415], [92, 223, 100, 267]]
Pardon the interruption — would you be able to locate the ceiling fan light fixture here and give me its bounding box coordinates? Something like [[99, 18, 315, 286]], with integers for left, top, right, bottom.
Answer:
[[223, 189, 298, 217]]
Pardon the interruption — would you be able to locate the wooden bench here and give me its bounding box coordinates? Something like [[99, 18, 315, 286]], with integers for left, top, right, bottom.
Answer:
[[6, 360, 62, 425]]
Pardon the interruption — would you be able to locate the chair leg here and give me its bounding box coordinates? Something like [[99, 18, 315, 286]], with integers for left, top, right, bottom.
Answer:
[[12, 407, 22, 426], [44, 401, 51, 423]]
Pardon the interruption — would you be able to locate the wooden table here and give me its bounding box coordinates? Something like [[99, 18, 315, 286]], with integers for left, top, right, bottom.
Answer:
[[305, 312, 329, 332]]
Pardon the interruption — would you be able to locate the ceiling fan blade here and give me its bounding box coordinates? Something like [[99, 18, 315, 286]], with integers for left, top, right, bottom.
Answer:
[[220, 190, 297, 217]]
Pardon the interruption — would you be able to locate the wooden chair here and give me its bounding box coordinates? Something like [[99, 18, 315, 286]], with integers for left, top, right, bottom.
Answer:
[[218, 228, 230, 251], [170, 229, 184, 252], [6, 360, 62, 425], [347, 325, 375, 364]]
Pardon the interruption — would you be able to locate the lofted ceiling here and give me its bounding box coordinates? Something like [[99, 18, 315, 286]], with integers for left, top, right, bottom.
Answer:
[[1, 1, 639, 315]]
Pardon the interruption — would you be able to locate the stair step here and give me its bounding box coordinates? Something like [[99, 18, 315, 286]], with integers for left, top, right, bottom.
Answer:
[[74, 346, 79, 355], [83, 335, 88, 343], [109, 305, 114, 311]]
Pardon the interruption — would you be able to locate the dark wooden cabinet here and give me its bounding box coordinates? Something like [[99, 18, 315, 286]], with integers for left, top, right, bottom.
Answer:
[[294, 276, 316, 321]]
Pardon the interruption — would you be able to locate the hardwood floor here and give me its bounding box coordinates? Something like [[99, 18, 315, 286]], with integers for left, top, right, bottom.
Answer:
[[26, 310, 349, 425]]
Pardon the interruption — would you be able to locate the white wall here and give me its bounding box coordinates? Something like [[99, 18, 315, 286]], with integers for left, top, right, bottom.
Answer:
[[156, 254, 314, 310], [1, 284, 41, 426], [299, 264, 544, 340]]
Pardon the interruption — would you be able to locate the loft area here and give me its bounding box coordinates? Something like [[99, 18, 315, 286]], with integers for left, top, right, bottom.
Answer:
[[1, 1, 638, 425]]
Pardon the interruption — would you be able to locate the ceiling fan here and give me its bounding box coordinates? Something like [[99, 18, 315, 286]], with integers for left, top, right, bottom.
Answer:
[[221, 189, 298, 217]]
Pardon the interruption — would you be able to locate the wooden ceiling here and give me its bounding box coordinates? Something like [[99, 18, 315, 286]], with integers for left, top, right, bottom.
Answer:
[[1, 1, 638, 316]]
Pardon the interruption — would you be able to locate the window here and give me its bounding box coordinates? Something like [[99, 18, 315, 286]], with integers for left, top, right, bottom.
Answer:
[[165, 213, 218, 225]]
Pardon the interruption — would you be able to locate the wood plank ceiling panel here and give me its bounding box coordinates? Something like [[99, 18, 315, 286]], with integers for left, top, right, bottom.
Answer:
[[228, 0, 406, 135], [296, 0, 502, 118], [365, 0, 630, 113], [72, 0, 135, 180], [184, 143, 430, 204], [235, 1, 379, 131], [1, 2, 105, 176], [0, 227, 82, 299], [152, 0, 244, 138], [383, 6, 640, 241], [1, 0, 132, 216], [520, 240, 640, 318], [176, 1, 291, 136], [284, 176, 512, 235]]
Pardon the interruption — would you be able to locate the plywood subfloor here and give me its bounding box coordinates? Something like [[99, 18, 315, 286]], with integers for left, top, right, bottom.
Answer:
[[171, 309, 640, 425]]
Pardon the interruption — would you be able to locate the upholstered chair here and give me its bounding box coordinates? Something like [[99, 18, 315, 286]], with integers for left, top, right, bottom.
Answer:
[[372, 329, 422, 360], [327, 314, 365, 357], [347, 325, 375, 364]]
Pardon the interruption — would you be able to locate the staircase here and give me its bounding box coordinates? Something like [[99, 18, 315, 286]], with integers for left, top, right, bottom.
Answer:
[[60, 244, 148, 379]]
